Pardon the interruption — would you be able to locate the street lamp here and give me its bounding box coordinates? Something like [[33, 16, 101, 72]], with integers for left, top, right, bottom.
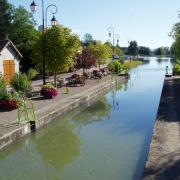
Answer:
[[45, 4, 58, 28], [107, 27, 120, 60], [30, 0, 58, 85], [51, 15, 57, 26]]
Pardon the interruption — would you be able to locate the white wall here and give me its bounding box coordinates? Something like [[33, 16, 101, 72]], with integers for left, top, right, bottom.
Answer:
[[0, 47, 20, 75]]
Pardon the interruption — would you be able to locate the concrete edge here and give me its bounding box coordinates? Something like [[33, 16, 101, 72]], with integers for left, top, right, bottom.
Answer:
[[0, 77, 127, 150]]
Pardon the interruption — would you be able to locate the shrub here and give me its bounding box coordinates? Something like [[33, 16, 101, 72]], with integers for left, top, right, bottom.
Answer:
[[108, 60, 127, 74], [0, 76, 6, 95], [41, 83, 58, 99], [10, 73, 31, 94], [173, 64, 180, 75], [27, 68, 38, 80], [0, 92, 20, 111]]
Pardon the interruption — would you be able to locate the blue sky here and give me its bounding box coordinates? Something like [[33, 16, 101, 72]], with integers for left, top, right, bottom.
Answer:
[[9, 0, 179, 49]]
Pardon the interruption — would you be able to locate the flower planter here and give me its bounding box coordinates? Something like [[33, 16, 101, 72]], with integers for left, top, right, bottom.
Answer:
[[40, 85, 58, 99], [0, 99, 19, 111]]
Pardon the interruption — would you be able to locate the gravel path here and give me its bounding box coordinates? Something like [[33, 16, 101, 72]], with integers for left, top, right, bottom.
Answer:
[[143, 77, 180, 180]]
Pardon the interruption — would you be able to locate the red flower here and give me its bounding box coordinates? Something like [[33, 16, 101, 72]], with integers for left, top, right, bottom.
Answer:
[[0, 99, 19, 111], [40, 87, 58, 99]]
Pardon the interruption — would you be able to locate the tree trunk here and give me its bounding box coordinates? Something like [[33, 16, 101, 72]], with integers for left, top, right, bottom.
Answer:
[[54, 70, 57, 87], [99, 59, 101, 71]]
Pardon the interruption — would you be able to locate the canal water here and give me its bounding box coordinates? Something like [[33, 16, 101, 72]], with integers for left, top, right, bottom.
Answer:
[[0, 57, 172, 180]]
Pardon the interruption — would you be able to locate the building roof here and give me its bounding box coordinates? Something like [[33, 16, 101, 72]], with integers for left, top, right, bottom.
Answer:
[[0, 39, 23, 58]]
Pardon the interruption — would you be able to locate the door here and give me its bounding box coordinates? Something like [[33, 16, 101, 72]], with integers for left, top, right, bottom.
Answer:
[[3, 60, 15, 83]]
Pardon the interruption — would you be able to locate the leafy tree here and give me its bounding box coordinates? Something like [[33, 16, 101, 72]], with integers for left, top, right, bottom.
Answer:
[[171, 13, 180, 61], [33, 25, 81, 85], [83, 33, 94, 47], [104, 41, 112, 47], [139, 46, 150, 56], [172, 39, 180, 60], [0, 0, 13, 39], [104, 42, 124, 58], [75, 47, 96, 73], [89, 42, 111, 70], [154, 47, 166, 56], [170, 14, 180, 40], [128, 41, 139, 58], [114, 46, 124, 57], [9, 6, 38, 72]]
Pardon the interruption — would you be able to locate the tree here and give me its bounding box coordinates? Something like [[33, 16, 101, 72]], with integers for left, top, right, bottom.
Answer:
[[139, 46, 150, 56], [172, 39, 180, 60], [33, 25, 81, 85], [9, 6, 38, 72], [128, 41, 139, 59], [114, 46, 124, 57], [83, 33, 94, 47], [75, 47, 96, 73], [170, 14, 180, 40], [89, 42, 111, 70], [104, 42, 124, 59], [171, 13, 180, 60], [0, 0, 13, 39], [154, 47, 166, 56]]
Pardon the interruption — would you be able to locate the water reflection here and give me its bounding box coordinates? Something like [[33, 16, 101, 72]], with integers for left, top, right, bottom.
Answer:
[[73, 97, 112, 126], [36, 119, 81, 170]]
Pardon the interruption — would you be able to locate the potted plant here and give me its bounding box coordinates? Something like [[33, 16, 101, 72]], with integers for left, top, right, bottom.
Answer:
[[40, 83, 58, 99]]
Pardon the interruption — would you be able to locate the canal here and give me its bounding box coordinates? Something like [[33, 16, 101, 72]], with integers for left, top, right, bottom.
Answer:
[[0, 57, 172, 180]]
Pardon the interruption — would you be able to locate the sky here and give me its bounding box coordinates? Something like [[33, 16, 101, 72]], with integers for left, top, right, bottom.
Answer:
[[9, 0, 180, 49]]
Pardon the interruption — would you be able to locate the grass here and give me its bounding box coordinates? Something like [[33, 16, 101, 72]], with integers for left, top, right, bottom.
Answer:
[[124, 60, 143, 69]]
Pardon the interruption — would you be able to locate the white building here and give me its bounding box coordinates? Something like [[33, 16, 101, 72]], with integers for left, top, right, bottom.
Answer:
[[0, 39, 22, 82]]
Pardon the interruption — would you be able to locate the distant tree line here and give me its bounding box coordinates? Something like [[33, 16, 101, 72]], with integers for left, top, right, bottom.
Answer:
[[120, 40, 172, 57]]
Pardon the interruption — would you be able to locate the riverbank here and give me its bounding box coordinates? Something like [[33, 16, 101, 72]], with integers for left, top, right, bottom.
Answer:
[[124, 60, 143, 69], [0, 75, 127, 150], [143, 77, 180, 180]]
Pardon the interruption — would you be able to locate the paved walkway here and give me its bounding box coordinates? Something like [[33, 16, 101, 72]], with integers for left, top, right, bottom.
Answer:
[[143, 77, 180, 180], [32, 66, 106, 86], [0, 75, 125, 140]]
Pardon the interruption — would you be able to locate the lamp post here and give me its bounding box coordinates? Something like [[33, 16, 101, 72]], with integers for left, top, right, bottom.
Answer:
[[45, 4, 58, 28], [30, 0, 58, 85], [107, 27, 120, 60]]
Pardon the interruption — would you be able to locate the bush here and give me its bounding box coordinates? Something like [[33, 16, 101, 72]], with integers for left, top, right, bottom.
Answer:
[[108, 60, 127, 74], [27, 68, 38, 80], [41, 83, 58, 99], [0, 76, 6, 95], [0, 92, 20, 111], [10, 73, 31, 94], [173, 64, 180, 75]]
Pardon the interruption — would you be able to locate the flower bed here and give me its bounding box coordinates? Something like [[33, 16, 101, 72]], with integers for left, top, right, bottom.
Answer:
[[0, 99, 19, 111], [40, 84, 58, 99], [0, 92, 20, 111]]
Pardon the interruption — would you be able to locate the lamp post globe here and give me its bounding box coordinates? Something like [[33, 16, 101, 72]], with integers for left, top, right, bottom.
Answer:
[[30, 1, 37, 12], [51, 15, 57, 26]]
